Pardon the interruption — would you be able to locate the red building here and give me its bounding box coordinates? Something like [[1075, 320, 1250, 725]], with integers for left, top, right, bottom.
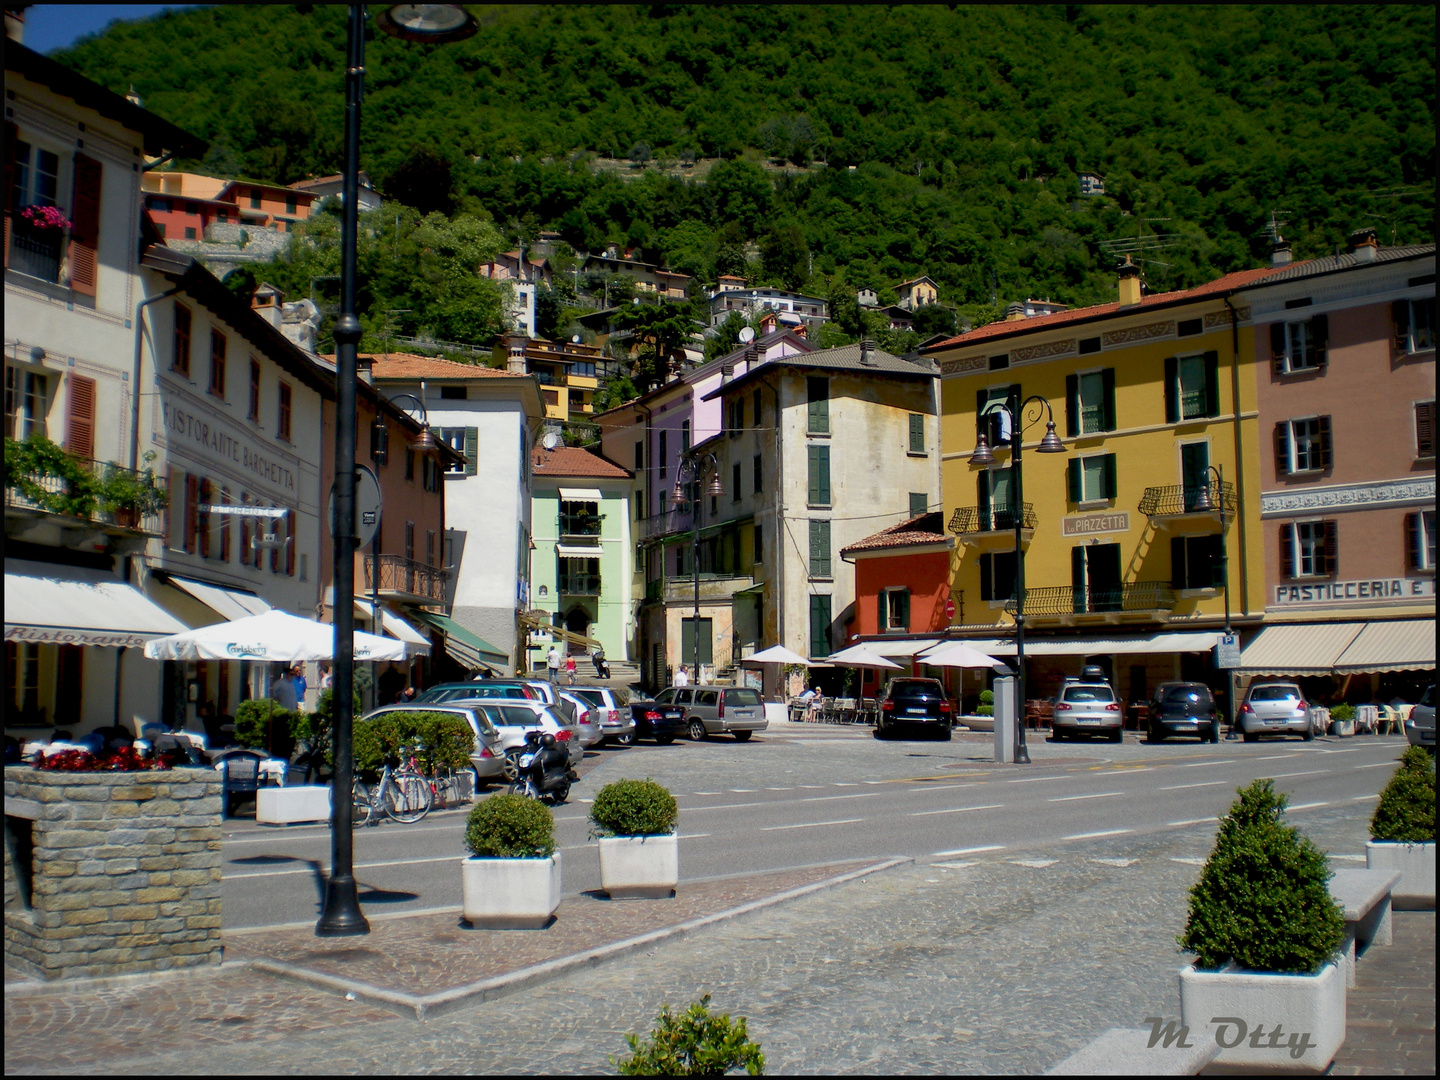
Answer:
[[142, 173, 315, 241]]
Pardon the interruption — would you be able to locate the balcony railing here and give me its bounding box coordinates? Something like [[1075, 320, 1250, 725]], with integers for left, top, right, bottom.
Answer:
[[636, 507, 693, 542], [4, 454, 167, 535], [948, 503, 1037, 535], [1138, 482, 1235, 519], [1016, 581, 1177, 617], [558, 572, 603, 596], [8, 225, 64, 283], [364, 554, 448, 603], [559, 514, 603, 539]]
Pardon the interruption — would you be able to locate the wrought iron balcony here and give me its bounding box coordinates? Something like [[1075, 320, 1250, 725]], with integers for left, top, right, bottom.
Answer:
[[4, 453, 167, 536], [559, 513, 603, 539], [8, 225, 64, 283], [1015, 582, 1177, 617], [364, 554, 448, 603], [1138, 482, 1235, 520], [947, 503, 1036, 536]]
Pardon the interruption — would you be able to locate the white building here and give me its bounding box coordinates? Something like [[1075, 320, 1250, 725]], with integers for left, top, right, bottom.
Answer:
[[707, 286, 829, 331], [371, 354, 545, 672]]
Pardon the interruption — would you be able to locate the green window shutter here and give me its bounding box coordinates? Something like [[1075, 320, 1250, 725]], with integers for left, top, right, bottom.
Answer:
[[808, 445, 829, 505], [1101, 368, 1116, 430], [1203, 351, 1220, 417], [909, 492, 927, 518], [809, 594, 832, 657], [807, 377, 829, 433], [464, 427, 478, 476], [977, 471, 991, 521], [975, 388, 987, 441], [1164, 357, 1179, 423], [1067, 458, 1081, 504], [909, 413, 925, 453], [809, 519, 831, 578], [808, 446, 819, 504], [1065, 373, 1079, 438], [895, 589, 910, 630], [1102, 453, 1117, 499], [1203, 534, 1225, 588]]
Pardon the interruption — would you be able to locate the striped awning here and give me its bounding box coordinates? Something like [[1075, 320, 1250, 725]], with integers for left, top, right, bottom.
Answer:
[[1235, 622, 1364, 675], [1332, 620, 1435, 673]]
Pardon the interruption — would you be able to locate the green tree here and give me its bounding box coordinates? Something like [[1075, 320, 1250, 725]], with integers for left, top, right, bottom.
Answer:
[[618, 303, 696, 392]]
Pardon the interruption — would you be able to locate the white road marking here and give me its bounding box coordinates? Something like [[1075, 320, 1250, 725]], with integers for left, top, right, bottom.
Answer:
[[1091, 857, 1137, 867], [1170, 857, 1205, 865], [798, 785, 827, 789], [1179, 760, 1227, 768], [692, 792, 722, 796], [833, 782, 860, 787], [933, 844, 1005, 856], [1049, 792, 1123, 802], [862, 780, 886, 785], [1061, 828, 1133, 840], [677, 833, 710, 840], [1011, 859, 1057, 868], [765, 786, 790, 791], [1288, 801, 1330, 810], [910, 803, 1004, 817], [760, 818, 865, 831], [1251, 754, 1298, 761], [1267, 770, 1327, 779], [907, 782, 978, 793], [1350, 794, 1380, 801], [729, 788, 757, 793], [1354, 762, 1391, 770], [1008, 776, 1066, 783], [930, 861, 976, 869], [1168, 818, 1217, 827], [1158, 781, 1226, 791], [798, 792, 884, 803]]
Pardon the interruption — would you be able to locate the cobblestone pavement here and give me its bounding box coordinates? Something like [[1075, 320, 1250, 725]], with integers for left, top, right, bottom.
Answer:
[[10, 797, 1430, 1076]]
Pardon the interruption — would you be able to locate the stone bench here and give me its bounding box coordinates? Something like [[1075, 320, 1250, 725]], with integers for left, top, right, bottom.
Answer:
[[1329, 867, 1401, 988], [1045, 1026, 1220, 1075]]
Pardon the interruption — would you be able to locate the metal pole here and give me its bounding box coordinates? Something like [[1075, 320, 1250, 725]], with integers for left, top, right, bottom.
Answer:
[[1216, 464, 1238, 740], [371, 530, 381, 711], [1010, 391, 1031, 764], [692, 467, 701, 679], [317, 2, 369, 937]]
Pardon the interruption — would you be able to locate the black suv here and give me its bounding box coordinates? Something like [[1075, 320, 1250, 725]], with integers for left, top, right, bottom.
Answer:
[[1147, 682, 1219, 743], [875, 677, 954, 740]]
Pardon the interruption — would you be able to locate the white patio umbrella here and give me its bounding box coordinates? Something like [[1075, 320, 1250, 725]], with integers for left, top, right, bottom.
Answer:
[[826, 643, 904, 669], [918, 641, 1009, 670], [143, 609, 407, 663], [744, 644, 816, 666]]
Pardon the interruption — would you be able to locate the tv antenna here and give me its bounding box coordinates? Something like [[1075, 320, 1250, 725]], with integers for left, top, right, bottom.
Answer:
[[1359, 185, 1428, 246]]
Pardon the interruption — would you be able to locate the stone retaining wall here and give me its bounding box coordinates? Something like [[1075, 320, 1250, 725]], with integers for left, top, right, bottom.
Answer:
[[3, 766, 223, 980]]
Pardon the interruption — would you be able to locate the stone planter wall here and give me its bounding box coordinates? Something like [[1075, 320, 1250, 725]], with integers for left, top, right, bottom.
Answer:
[[3, 766, 223, 980]]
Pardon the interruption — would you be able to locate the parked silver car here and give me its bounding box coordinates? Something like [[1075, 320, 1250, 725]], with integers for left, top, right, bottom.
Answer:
[[569, 687, 636, 746], [1052, 682, 1123, 742], [1407, 684, 1435, 750], [557, 690, 605, 749], [655, 685, 768, 741], [359, 704, 508, 788], [1238, 681, 1314, 742], [472, 701, 584, 769]]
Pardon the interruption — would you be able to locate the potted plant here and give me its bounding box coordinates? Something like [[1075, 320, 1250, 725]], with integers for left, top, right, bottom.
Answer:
[[590, 778, 679, 898], [461, 793, 560, 928], [95, 454, 167, 527], [1365, 746, 1436, 909], [1329, 702, 1356, 737], [1176, 778, 1346, 1072], [4, 434, 97, 518]]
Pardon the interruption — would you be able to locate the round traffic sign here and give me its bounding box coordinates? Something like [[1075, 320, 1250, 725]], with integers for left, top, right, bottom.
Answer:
[[944, 598, 957, 620]]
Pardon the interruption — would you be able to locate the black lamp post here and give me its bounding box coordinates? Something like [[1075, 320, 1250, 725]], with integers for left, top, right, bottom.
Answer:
[[671, 452, 723, 680], [970, 391, 1065, 765], [1191, 463, 1235, 739], [317, 2, 476, 939]]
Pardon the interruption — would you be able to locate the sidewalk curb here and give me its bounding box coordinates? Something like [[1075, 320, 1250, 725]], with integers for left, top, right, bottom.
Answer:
[[250, 856, 912, 1021]]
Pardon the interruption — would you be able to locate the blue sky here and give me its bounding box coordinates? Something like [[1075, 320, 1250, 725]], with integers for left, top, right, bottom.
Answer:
[[22, 5, 196, 55]]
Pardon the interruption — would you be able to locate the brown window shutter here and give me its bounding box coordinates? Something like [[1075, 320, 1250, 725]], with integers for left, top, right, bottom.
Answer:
[[1317, 415, 1333, 470], [239, 495, 251, 566], [197, 479, 212, 559], [1321, 520, 1338, 576], [68, 153, 103, 298], [1273, 421, 1290, 477], [1405, 512, 1420, 571], [286, 508, 296, 576], [1417, 401, 1436, 457], [65, 374, 97, 460], [3, 122, 16, 268], [1280, 525, 1294, 580], [219, 487, 232, 562], [184, 474, 198, 553]]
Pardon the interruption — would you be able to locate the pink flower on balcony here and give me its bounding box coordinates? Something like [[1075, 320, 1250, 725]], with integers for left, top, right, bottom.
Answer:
[[19, 204, 73, 232]]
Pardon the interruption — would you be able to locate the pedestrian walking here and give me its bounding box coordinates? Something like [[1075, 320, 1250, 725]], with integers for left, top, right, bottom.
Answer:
[[547, 644, 562, 683], [565, 653, 577, 685], [674, 664, 691, 688]]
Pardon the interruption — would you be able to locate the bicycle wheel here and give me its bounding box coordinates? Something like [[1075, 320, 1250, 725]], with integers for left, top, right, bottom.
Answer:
[[385, 774, 433, 823], [351, 779, 375, 827]]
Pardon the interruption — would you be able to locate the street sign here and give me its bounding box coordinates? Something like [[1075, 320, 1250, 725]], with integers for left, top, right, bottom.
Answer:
[[327, 464, 383, 549], [1214, 632, 1241, 669], [199, 504, 288, 519], [944, 598, 956, 620]]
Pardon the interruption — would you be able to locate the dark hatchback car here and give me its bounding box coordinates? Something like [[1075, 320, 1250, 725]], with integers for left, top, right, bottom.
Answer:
[[874, 677, 954, 740], [626, 696, 687, 744], [1147, 682, 1220, 743]]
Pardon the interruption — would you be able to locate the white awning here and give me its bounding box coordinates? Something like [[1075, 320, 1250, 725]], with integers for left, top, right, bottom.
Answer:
[[556, 544, 602, 558], [1235, 623, 1366, 675], [863, 637, 943, 657], [1333, 620, 1434, 673], [354, 599, 432, 656], [5, 560, 188, 648], [983, 631, 1226, 657], [558, 488, 602, 501], [164, 574, 271, 621]]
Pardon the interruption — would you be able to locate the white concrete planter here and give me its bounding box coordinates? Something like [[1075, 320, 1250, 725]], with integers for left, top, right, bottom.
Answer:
[[461, 854, 562, 928], [1366, 840, 1436, 910], [1178, 959, 1344, 1073], [256, 785, 331, 824], [598, 834, 678, 898]]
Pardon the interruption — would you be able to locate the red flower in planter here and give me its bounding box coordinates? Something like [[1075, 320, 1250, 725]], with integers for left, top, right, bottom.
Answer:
[[19, 204, 73, 232], [34, 746, 172, 772]]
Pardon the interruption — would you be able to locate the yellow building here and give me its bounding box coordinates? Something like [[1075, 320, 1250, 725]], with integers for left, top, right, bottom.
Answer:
[[923, 262, 1282, 713], [500, 334, 602, 422]]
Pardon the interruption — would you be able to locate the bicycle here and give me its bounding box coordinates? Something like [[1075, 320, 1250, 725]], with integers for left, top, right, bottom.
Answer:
[[351, 743, 433, 826], [426, 763, 468, 810]]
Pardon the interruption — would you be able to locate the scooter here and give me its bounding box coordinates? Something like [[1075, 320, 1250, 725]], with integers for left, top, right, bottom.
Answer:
[[508, 730, 576, 805]]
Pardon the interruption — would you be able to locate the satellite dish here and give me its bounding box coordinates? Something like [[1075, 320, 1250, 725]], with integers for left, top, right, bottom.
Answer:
[[738, 327, 755, 343], [572, 335, 581, 344], [541, 432, 561, 451]]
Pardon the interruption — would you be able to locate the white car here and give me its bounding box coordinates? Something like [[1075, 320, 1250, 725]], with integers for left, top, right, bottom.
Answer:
[[1238, 681, 1314, 742], [472, 700, 584, 769], [557, 690, 605, 749]]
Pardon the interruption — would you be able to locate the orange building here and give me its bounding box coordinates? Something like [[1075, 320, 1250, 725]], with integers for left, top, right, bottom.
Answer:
[[141, 172, 315, 241]]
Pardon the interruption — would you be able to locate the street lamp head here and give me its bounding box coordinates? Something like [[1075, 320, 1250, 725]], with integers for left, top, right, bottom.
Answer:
[[969, 432, 996, 467], [706, 474, 724, 498], [409, 425, 439, 454], [1036, 422, 1065, 454], [670, 481, 686, 508], [376, 4, 478, 44]]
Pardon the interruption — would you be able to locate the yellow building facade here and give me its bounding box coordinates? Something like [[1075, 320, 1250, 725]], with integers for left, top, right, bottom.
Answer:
[[927, 268, 1277, 709]]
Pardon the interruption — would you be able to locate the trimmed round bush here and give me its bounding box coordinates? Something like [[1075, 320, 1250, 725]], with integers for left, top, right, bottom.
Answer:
[[234, 698, 296, 751], [465, 793, 555, 859], [1328, 702, 1356, 723], [590, 779, 678, 837], [976, 705, 995, 717], [1370, 746, 1436, 843], [979, 689, 995, 706], [1179, 778, 1344, 973], [352, 711, 475, 775]]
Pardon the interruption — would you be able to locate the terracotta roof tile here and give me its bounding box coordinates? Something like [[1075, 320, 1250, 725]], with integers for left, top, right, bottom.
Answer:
[[532, 446, 631, 480], [329, 353, 519, 380], [839, 512, 950, 555]]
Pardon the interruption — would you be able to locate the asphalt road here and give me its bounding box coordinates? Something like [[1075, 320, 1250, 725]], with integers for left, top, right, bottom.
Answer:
[[220, 726, 1409, 929]]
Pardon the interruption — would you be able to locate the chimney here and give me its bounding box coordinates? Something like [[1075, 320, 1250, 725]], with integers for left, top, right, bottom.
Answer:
[[1270, 236, 1292, 266], [1117, 255, 1143, 307], [1348, 227, 1379, 263], [859, 339, 876, 366], [356, 357, 374, 386], [250, 284, 283, 329], [5, 7, 23, 43], [1004, 301, 1026, 322]]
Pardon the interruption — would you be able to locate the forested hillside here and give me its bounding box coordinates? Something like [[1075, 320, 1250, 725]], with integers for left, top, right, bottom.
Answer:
[[59, 4, 1434, 326]]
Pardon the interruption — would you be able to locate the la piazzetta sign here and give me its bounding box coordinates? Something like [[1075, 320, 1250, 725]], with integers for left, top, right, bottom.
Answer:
[[1063, 511, 1130, 537], [1273, 577, 1435, 607]]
